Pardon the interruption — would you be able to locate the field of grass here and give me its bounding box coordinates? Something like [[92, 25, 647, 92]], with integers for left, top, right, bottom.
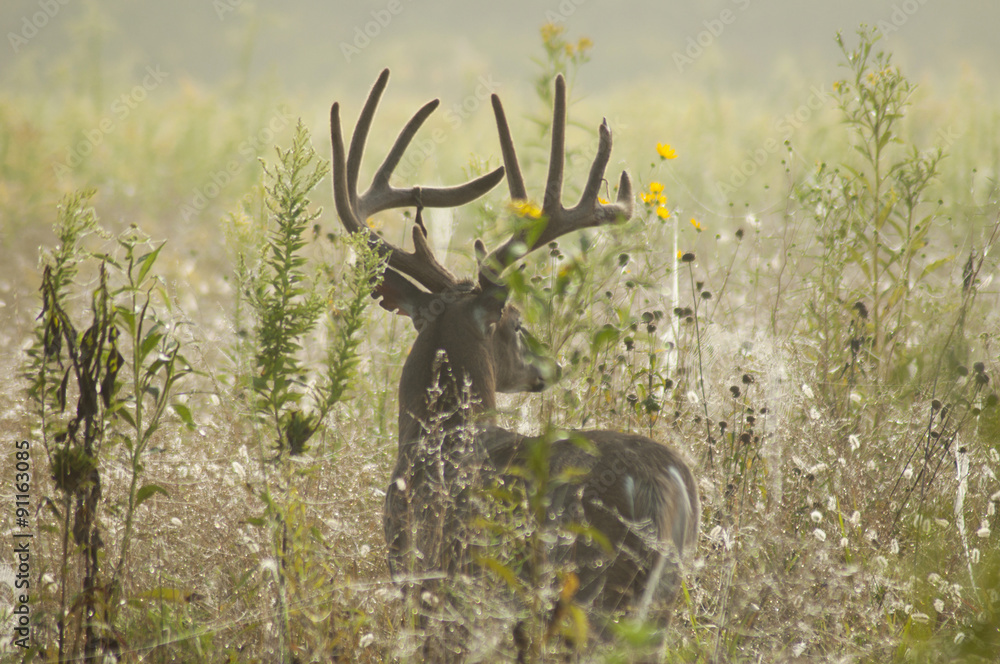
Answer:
[[2, 23, 1000, 663]]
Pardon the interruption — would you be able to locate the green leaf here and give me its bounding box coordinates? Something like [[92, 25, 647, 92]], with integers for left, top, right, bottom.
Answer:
[[135, 483, 170, 508], [917, 256, 953, 282], [474, 555, 524, 593], [135, 243, 165, 286], [139, 330, 164, 363], [590, 324, 619, 351], [135, 586, 189, 603], [172, 403, 196, 429]]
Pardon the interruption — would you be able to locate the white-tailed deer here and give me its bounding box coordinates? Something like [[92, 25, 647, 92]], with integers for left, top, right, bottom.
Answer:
[[330, 69, 699, 653]]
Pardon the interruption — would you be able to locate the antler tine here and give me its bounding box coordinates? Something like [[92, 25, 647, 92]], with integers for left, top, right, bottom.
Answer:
[[347, 68, 391, 205], [491, 94, 528, 201], [543, 74, 567, 214], [331, 68, 505, 293], [481, 74, 634, 277]]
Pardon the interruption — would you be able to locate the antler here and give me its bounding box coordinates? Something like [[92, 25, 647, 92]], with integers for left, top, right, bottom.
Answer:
[[330, 68, 505, 292], [481, 74, 633, 281]]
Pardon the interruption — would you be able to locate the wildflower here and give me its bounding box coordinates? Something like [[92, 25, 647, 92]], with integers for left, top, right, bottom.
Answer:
[[810, 510, 823, 523], [640, 191, 657, 205], [656, 143, 678, 160], [649, 181, 664, 194], [656, 206, 670, 219], [598, 196, 609, 205], [577, 37, 593, 52], [690, 217, 701, 231], [540, 23, 564, 45], [511, 199, 543, 219]]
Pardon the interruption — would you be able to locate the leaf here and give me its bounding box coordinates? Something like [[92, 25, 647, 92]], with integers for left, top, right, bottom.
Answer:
[[135, 483, 170, 508], [135, 243, 165, 286], [474, 555, 524, 593], [917, 256, 953, 282], [117, 407, 137, 430], [139, 330, 164, 364], [135, 586, 189, 603], [172, 403, 196, 429], [590, 324, 619, 351]]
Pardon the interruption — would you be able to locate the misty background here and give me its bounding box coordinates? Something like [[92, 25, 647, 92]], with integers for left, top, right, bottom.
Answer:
[[2, 1, 997, 106]]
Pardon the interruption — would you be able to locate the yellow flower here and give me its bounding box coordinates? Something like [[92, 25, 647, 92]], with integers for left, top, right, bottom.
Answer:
[[690, 217, 701, 230], [649, 181, 664, 194], [656, 143, 678, 160], [640, 191, 656, 205], [577, 37, 593, 52], [657, 194, 667, 205], [540, 23, 564, 45], [656, 206, 670, 219], [676, 250, 684, 259], [511, 199, 543, 219], [598, 196, 609, 205]]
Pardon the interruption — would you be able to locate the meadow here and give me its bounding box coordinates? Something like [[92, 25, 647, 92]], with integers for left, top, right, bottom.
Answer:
[[1, 22, 999, 663]]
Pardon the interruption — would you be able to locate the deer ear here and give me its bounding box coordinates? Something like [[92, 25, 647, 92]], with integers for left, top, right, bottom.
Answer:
[[472, 281, 508, 336], [374, 269, 434, 331]]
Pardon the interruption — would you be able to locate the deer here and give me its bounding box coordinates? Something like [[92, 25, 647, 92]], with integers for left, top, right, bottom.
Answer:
[[330, 69, 700, 656]]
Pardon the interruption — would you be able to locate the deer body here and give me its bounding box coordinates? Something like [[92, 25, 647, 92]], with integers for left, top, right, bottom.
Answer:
[[330, 70, 700, 652]]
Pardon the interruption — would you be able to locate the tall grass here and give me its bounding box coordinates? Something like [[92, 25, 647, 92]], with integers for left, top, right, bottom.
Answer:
[[3, 22, 1000, 663]]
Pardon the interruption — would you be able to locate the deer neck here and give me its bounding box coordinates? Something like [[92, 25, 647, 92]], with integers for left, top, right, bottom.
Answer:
[[397, 322, 497, 446]]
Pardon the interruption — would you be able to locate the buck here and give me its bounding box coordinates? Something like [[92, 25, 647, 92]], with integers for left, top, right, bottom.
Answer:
[[330, 69, 699, 652]]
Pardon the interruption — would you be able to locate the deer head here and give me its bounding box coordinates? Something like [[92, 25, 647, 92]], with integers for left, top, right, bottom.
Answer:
[[330, 69, 632, 442]]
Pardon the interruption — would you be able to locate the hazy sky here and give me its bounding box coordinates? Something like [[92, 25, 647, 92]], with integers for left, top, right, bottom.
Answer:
[[3, 0, 997, 102]]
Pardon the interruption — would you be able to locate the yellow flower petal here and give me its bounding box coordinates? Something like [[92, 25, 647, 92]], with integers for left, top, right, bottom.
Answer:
[[510, 199, 543, 219], [649, 181, 664, 194], [657, 194, 667, 205], [690, 217, 701, 230], [656, 206, 670, 219], [598, 196, 610, 205], [656, 143, 678, 160]]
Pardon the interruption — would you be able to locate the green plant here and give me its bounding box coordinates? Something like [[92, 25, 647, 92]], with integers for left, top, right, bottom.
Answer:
[[23, 191, 192, 659], [802, 26, 949, 398], [238, 121, 382, 458], [233, 119, 383, 660]]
